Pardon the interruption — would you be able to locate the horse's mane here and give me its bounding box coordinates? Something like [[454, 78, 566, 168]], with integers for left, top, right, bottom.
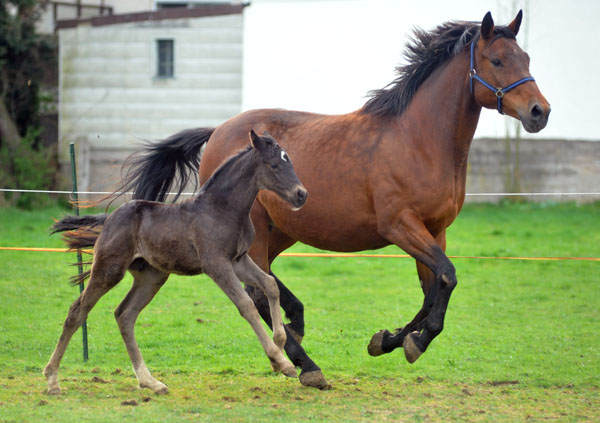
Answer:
[[361, 20, 516, 117], [198, 145, 254, 193]]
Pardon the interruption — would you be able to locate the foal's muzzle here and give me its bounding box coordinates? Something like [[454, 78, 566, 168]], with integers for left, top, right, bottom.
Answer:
[[291, 186, 308, 210]]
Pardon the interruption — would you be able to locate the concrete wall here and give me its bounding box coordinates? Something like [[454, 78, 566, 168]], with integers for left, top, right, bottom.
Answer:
[[466, 138, 600, 203], [78, 137, 599, 204], [57, 12, 244, 192]]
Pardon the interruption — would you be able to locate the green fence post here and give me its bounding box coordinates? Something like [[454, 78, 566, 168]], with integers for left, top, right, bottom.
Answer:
[[69, 142, 89, 362]]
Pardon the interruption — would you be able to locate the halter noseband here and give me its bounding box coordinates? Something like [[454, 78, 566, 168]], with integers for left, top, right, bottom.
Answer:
[[469, 38, 535, 114]]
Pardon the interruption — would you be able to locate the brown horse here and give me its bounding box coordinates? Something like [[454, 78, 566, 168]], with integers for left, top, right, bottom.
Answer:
[[44, 131, 307, 395], [114, 11, 550, 389]]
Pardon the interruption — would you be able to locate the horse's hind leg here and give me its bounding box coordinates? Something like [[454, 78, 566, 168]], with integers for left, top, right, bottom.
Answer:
[[44, 258, 127, 395], [207, 260, 296, 378], [114, 263, 169, 394]]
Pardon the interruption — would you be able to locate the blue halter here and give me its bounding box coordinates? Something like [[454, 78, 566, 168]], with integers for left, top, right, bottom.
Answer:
[[469, 39, 535, 114]]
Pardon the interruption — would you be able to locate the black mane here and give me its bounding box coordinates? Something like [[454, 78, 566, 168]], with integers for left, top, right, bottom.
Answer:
[[199, 145, 254, 193], [362, 21, 516, 117]]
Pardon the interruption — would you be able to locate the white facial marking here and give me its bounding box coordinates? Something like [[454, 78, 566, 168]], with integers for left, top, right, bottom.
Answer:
[[280, 151, 289, 162]]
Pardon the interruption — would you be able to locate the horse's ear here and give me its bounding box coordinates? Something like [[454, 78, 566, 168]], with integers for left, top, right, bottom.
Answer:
[[481, 11, 494, 40], [249, 129, 261, 149], [507, 9, 523, 37]]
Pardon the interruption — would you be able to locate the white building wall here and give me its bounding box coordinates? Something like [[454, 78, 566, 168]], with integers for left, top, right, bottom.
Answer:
[[58, 13, 243, 191]]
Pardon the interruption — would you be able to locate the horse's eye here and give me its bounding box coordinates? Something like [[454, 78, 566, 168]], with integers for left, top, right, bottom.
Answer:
[[491, 58, 502, 67], [280, 151, 289, 162]]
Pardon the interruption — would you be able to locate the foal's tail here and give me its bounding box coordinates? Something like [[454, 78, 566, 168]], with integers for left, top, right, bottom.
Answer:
[[51, 214, 108, 285], [51, 213, 107, 247], [111, 127, 216, 203]]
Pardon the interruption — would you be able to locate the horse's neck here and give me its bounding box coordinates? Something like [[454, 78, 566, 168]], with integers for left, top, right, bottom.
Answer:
[[197, 151, 260, 217], [405, 51, 482, 167]]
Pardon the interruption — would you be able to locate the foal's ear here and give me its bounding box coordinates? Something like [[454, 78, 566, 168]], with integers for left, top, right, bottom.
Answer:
[[481, 11, 495, 40], [249, 129, 262, 149], [262, 130, 274, 143], [507, 9, 523, 37]]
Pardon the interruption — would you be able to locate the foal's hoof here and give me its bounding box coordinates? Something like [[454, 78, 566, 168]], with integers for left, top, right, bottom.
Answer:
[[368, 330, 388, 356], [46, 386, 61, 396], [140, 381, 169, 395], [299, 370, 331, 390], [271, 358, 297, 378], [282, 365, 298, 378], [403, 331, 423, 364]]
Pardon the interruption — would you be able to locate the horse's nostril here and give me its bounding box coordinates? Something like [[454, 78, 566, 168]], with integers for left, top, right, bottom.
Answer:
[[531, 104, 543, 119]]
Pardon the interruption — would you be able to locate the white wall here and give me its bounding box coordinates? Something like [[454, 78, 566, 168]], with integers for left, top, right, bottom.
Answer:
[[242, 0, 600, 141], [59, 13, 243, 153]]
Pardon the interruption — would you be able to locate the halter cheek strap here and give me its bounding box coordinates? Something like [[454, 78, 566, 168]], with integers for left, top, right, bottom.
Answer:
[[469, 40, 535, 114]]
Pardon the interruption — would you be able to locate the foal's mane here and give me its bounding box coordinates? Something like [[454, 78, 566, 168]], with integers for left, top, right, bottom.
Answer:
[[199, 145, 254, 193], [362, 20, 516, 117]]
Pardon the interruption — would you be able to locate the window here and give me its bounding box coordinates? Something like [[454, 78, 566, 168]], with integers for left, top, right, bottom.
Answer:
[[156, 39, 174, 78]]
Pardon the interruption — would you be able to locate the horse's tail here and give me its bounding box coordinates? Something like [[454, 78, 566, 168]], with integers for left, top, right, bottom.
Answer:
[[112, 127, 216, 203], [51, 214, 108, 285]]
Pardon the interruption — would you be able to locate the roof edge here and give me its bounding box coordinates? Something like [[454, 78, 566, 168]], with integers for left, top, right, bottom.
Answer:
[[56, 3, 248, 30]]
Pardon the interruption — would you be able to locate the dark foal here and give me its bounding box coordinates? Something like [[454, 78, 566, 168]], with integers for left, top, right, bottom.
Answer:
[[44, 130, 307, 395], [107, 11, 550, 389]]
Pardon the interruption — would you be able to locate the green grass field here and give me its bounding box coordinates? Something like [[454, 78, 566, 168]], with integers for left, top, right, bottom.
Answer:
[[0, 202, 599, 422]]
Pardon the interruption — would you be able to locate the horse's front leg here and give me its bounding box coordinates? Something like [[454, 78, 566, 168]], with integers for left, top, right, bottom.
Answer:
[[369, 233, 447, 357], [370, 212, 457, 363], [244, 204, 329, 389]]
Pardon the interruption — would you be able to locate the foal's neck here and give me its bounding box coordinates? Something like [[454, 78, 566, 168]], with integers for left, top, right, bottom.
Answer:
[[196, 148, 260, 217]]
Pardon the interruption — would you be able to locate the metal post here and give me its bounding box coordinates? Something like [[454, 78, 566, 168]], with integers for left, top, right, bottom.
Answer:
[[69, 142, 89, 362]]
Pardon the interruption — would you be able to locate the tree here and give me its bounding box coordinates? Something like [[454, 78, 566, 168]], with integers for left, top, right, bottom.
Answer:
[[0, 0, 57, 208]]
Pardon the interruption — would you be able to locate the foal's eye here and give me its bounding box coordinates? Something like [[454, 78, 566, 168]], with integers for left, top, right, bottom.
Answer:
[[491, 58, 502, 67], [280, 151, 289, 162]]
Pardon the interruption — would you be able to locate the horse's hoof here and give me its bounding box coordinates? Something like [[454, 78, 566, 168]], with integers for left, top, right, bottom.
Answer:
[[403, 331, 423, 364], [286, 325, 304, 345], [46, 386, 61, 395], [299, 370, 331, 390], [368, 330, 387, 356]]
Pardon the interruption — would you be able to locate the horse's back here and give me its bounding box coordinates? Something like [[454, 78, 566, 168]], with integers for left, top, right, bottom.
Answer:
[[200, 108, 390, 251]]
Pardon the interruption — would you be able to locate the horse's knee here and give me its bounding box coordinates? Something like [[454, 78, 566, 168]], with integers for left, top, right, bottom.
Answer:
[[441, 272, 457, 291]]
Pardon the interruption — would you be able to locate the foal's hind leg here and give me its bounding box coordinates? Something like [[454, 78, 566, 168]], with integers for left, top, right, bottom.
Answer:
[[206, 260, 296, 378], [114, 263, 169, 394], [44, 258, 128, 395]]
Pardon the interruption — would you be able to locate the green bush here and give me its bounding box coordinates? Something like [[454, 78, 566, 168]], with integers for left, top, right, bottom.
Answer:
[[0, 127, 56, 209]]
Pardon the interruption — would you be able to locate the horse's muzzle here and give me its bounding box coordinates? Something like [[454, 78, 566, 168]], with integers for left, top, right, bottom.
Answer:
[[520, 101, 551, 133]]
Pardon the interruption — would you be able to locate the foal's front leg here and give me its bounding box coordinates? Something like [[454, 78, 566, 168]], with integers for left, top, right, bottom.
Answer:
[[206, 260, 296, 378], [233, 255, 287, 352]]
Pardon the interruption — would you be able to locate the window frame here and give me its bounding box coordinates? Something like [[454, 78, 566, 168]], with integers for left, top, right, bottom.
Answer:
[[156, 38, 175, 79]]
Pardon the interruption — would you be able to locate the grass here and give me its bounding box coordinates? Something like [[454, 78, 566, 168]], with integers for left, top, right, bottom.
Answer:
[[0, 202, 599, 422]]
